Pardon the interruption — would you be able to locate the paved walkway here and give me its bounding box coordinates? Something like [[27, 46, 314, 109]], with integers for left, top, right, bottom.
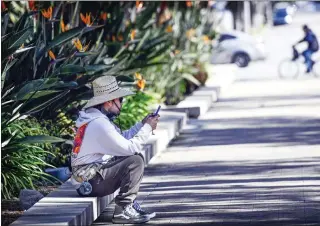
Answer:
[[134, 78, 320, 226], [92, 12, 320, 226]]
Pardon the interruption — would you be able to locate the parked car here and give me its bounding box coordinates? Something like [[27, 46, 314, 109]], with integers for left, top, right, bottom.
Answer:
[[210, 31, 267, 67], [273, 2, 297, 26]]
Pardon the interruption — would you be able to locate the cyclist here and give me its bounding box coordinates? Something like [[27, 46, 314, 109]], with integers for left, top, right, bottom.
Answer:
[[293, 25, 319, 73]]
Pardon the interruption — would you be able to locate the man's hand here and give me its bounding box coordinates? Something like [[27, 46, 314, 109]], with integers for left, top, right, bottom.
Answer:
[[145, 115, 160, 130], [142, 113, 153, 125]]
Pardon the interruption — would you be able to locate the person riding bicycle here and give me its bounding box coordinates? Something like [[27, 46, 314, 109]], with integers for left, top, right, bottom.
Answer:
[[293, 25, 319, 73]]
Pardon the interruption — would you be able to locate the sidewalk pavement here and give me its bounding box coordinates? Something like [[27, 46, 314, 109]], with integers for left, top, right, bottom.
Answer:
[[135, 78, 320, 225], [94, 75, 320, 226]]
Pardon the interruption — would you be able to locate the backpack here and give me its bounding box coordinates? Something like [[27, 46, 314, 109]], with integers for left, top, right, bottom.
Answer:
[[311, 33, 319, 52]]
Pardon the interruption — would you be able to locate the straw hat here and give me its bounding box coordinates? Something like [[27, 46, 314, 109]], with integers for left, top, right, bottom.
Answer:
[[83, 75, 134, 109]]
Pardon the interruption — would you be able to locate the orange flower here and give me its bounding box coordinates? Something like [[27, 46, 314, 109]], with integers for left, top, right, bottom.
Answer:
[[48, 50, 56, 60], [73, 39, 90, 52], [166, 25, 173, 33], [83, 42, 90, 52], [41, 6, 53, 19], [135, 72, 145, 90], [174, 50, 181, 55], [73, 39, 82, 51], [202, 35, 210, 44], [186, 1, 192, 7], [135, 72, 142, 80], [100, 12, 107, 21], [186, 28, 195, 39], [136, 1, 143, 9], [60, 20, 67, 32], [112, 35, 116, 42], [80, 12, 93, 26], [136, 79, 146, 91], [130, 29, 136, 41], [118, 34, 124, 42]]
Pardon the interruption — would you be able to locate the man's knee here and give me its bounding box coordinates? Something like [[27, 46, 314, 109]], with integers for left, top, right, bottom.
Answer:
[[302, 50, 308, 57], [127, 154, 145, 168]]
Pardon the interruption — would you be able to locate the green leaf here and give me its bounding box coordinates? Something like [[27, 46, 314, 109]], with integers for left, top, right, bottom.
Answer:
[[2, 26, 34, 59], [116, 75, 134, 83], [140, 35, 169, 51], [18, 90, 62, 101], [59, 65, 86, 75], [15, 79, 45, 100], [136, 29, 151, 51], [13, 46, 35, 55], [1, 58, 18, 89], [14, 11, 38, 32], [85, 64, 113, 73], [147, 43, 171, 61], [55, 81, 78, 88], [13, 135, 66, 144], [2, 13, 9, 34], [182, 73, 201, 86], [7, 26, 33, 49], [83, 25, 104, 33], [21, 90, 70, 115], [182, 53, 198, 59], [74, 52, 99, 57]]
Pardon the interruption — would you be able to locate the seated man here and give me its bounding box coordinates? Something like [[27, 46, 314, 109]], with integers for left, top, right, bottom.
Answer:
[[71, 75, 159, 224]]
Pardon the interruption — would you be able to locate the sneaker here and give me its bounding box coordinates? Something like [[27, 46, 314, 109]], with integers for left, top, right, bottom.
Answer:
[[133, 200, 156, 219], [112, 203, 150, 224]]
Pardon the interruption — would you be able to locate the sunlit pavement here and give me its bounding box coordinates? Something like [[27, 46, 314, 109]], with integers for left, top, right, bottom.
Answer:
[[130, 12, 320, 226]]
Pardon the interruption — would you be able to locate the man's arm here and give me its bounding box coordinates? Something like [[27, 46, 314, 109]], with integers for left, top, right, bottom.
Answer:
[[296, 35, 307, 45], [96, 118, 152, 156], [120, 113, 153, 139], [121, 122, 144, 139]]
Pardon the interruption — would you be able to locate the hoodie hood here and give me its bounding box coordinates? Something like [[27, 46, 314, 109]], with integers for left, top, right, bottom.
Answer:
[[76, 108, 108, 128]]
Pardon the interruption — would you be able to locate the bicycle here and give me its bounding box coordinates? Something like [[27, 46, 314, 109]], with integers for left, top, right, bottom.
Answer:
[[278, 46, 320, 79]]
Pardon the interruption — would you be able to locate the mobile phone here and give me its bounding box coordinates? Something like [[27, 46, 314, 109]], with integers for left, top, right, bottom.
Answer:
[[152, 105, 161, 116]]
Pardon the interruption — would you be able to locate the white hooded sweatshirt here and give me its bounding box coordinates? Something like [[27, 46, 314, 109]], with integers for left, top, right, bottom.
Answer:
[[71, 107, 152, 167]]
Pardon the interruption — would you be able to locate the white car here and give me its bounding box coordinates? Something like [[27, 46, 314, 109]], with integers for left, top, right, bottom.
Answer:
[[210, 31, 267, 67]]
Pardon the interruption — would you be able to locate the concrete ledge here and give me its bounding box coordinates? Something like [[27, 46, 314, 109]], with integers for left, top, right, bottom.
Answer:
[[176, 85, 220, 116], [10, 111, 187, 226], [162, 106, 201, 118], [175, 63, 236, 117]]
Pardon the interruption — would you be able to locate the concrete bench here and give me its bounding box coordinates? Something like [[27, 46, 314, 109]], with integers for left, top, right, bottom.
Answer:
[[175, 63, 236, 117], [162, 106, 201, 118], [10, 111, 187, 226]]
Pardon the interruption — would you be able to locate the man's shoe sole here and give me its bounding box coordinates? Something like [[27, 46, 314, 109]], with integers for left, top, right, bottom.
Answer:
[[146, 212, 156, 219], [112, 216, 150, 224]]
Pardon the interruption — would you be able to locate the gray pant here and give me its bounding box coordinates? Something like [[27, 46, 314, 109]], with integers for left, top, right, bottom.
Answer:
[[86, 154, 145, 207]]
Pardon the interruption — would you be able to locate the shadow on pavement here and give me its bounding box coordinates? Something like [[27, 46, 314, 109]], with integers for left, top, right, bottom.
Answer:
[[173, 116, 320, 147], [138, 158, 320, 225]]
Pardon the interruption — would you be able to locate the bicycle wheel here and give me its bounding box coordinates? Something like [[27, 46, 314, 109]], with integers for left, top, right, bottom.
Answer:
[[312, 61, 320, 77], [278, 59, 300, 79]]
